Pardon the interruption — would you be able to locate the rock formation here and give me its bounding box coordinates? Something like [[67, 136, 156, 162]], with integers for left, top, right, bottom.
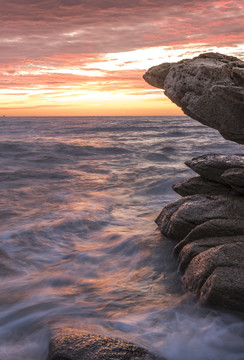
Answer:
[[143, 53, 244, 312], [158, 155, 244, 311], [154, 154, 244, 311], [48, 328, 165, 360], [143, 53, 244, 144]]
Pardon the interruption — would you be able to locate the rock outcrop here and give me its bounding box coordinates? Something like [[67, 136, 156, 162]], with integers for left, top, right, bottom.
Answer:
[[143, 52, 244, 311], [155, 155, 244, 311], [143, 53, 244, 144], [48, 328, 165, 360]]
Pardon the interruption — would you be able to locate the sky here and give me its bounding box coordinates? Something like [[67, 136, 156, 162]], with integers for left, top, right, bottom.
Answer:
[[1, 0, 244, 116]]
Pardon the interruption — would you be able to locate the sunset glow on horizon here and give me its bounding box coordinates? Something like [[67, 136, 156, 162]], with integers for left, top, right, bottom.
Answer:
[[1, 0, 243, 116]]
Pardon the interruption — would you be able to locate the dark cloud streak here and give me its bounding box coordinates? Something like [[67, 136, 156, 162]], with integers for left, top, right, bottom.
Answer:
[[1, 0, 243, 60]]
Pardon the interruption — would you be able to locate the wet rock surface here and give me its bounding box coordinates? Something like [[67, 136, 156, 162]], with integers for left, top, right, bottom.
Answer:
[[155, 194, 244, 241], [185, 154, 244, 186], [182, 242, 244, 293], [177, 235, 244, 273], [143, 53, 244, 144], [172, 176, 233, 196], [174, 218, 244, 255], [155, 154, 244, 312], [48, 328, 165, 360], [199, 267, 244, 311]]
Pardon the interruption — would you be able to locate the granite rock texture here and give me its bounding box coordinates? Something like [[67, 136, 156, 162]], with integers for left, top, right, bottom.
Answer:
[[48, 328, 165, 360], [143, 53, 244, 144]]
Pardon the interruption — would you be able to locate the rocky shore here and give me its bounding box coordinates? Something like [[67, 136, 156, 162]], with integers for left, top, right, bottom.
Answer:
[[46, 53, 243, 359], [144, 53, 244, 312]]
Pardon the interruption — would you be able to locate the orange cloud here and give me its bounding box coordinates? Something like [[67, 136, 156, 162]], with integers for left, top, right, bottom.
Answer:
[[1, 0, 243, 116]]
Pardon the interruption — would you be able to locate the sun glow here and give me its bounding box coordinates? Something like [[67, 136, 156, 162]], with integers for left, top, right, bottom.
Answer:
[[86, 43, 244, 71], [1, 44, 243, 116]]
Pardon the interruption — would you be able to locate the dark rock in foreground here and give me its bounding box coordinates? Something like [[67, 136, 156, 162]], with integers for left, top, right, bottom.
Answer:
[[48, 328, 165, 360], [143, 53, 244, 144]]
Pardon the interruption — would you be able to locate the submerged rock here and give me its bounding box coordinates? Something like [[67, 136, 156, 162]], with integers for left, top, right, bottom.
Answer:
[[48, 328, 164, 360], [143, 53, 244, 144]]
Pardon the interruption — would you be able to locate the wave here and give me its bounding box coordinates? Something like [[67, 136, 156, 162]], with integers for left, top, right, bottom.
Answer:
[[0, 116, 243, 359], [0, 141, 29, 154], [144, 153, 170, 162], [53, 143, 131, 157], [0, 170, 71, 181]]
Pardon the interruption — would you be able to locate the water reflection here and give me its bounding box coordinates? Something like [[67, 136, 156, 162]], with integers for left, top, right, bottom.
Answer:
[[0, 116, 243, 359]]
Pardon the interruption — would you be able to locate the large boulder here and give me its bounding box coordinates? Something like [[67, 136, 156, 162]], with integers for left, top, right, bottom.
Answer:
[[48, 328, 164, 360], [143, 53, 244, 144]]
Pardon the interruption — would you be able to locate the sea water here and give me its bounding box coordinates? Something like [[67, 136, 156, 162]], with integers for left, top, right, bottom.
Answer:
[[0, 116, 243, 360]]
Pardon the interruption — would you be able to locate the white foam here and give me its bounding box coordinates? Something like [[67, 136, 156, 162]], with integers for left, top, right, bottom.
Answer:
[[156, 309, 244, 360]]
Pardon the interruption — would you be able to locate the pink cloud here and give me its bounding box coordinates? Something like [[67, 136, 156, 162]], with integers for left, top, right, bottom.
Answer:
[[1, 0, 243, 109], [1, 0, 243, 62]]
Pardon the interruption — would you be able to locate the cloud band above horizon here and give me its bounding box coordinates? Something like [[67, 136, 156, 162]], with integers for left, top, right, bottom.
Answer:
[[1, 0, 243, 116]]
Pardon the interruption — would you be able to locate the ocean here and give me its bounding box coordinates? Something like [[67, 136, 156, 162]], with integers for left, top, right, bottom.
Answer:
[[0, 116, 243, 360]]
